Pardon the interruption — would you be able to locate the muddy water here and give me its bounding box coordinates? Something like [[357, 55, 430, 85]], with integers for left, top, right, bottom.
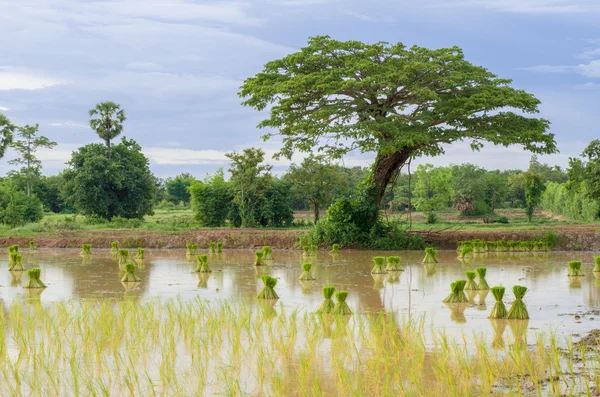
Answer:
[[2, 249, 600, 345]]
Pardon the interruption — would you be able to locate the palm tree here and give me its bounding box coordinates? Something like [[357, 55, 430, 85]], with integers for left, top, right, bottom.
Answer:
[[89, 101, 126, 153], [0, 113, 15, 159]]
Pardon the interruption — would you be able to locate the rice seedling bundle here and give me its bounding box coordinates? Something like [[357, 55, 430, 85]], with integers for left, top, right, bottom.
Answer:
[[209, 242, 216, 254], [302, 246, 310, 256], [507, 240, 517, 252], [386, 256, 403, 271], [254, 251, 265, 266], [8, 253, 25, 271], [476, 267, 490, 290], [217, 242, 223, 254], [80, 244, 92, 255], [118, 249, 129, 265], [257, 275, 279, 299], [330, 244, 340, 254], [185, 243, 193, 256], [593, 256, 600, 272], [29, 241, 36, 251], [298, 263, 315, 280], [121, 263, 141, 283], [495, 240, 507, 252], [472, 240, 485, 254], [310, 245, 318, 255], [7, 244, 18, 254], [443, 280, 468, 303], [191, 244, 198, 255], [135, 247, 145, 259], [485, 241, 497, 252], [371, 256, 387, 274], [456, 241, 465, 254], [488, 286, 507, 319], [567, 261, 584, 277], [24, 268, 46, 288], [263, 246, 274, 260], [110, 241, 119, 252], [316, 286, 336, 314], [422, 247, 438, 263], [331, 291, 353, 315], [506, 285, 529, 320], [464, 272, 479, 290], [196, 255, 211, 273], [460, 244, 473, 259]]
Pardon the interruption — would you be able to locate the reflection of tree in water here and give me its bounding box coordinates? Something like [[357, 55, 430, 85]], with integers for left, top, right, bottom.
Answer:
[[444, 302, 467, 324], [489, 319, 507, 349], [508, 320, 529, 349], [477, 290, 489, 311]]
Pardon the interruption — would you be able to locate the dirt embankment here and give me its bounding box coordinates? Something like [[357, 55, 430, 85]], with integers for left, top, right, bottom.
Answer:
[[1, 226, 598, 250]]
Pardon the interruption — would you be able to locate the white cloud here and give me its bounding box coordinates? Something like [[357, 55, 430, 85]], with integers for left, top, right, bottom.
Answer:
[[48, 121, 88, 128], [0, 106, 8, 111], [574, 82, 600, 89], [445, 0, 600, 14], [516, 65, 574, 73], [577, 47, 600, 59], [577, 59, 600, 78], [0, 71, 62, 91]]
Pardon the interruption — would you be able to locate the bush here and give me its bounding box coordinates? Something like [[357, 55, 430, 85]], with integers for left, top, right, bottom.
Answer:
[[470, 201, 492, 216], [155, 199, 178, 210], [491, 216, 509, 224], [425, 212, 438, 224], [108, 216, 144, 229], [84, 215, 109, 225]]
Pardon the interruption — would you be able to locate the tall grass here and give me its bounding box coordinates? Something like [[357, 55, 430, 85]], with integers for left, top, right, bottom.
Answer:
[[0, 297, 593, 396]]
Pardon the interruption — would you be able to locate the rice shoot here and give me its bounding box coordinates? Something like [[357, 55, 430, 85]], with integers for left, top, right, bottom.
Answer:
[[310, 245, 318, 255], [567, 261, 584, 277], [443, 280, 468, 303], [594, 256, 600, 272], [385, 256, 403, 271], [118, 249, 129, 265], [464, 271, 479, 290], [217, 242, 223, 254], [459, 243, 473, 259], [316, 286, 336, 314], [476, 267, 490, 290], [80, 244, 92, 255], [506, 285, 529, 320], [195, 255, 211, 273], [263, 246, 274, 260], [24, 268, 46, 288], [209, 242, 216, 254], [331, 291, 353, 315], [254, 251, 264, 266], [330, 244, 340, 254], [8, 253, 25, 271], [298, 263, 315, 280], [110, 241, 119, 253], [371, 256, 387, 274], [302, 246, 310, 256], [121, 263, 141, 283], [29, 241, 36, 252], [135, 247, 145, 259], [257, 275, 279, 299], [422, 247, 438, 263], [488, 286, 507, 319]]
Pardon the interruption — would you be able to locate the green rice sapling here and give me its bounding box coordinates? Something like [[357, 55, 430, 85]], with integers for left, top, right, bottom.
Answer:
[[299, 263, 315, 280], [594, 257, 600, 272], [316, 286, 336, 314], [263, 246, 274, 260], [254, 251, 265, 266], [257, 275, 279, 299], [443, 280, 469, 303], [24, 268, 46, 288], [310, 245, 318, 255], [217, 242, 223, 254], [118, 249, 129, 265], [488, 286, 507, 319], [209, 242, 216, 254], [506, 285, 529, 320], [9, 253, 25, 271], [121, 263, 141, 283], [568, 261, 585, 277], [302, 246, 310, 257], [331, 291, 353, 315], [386, 256, 403, 271], [29, 241, 36, 252], [135, 248, 145, 259], [371, 256, 387, 274], [80, 244, 92, 255], [196, 255, 211, 273], [476, 267, 490, 290], [111, 241, 119, 253], [330, 244, 340, 254], [422, 247, 439, 263], [464, 271, 479, 291]]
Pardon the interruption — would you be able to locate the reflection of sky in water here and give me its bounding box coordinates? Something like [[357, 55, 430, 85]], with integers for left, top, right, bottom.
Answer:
[[1, 249, 600, 344]]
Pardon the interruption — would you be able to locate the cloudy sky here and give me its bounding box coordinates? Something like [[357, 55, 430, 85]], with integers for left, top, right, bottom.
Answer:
[[0, 0, 599, 178]]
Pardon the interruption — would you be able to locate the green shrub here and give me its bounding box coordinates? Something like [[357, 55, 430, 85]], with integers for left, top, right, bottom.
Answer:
[[425, 212, 438, 224], [109, 216, 144, 229]]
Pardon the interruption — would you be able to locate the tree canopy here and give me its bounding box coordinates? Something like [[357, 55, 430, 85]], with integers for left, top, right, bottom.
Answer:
[[89, 101, 126, 151], [0, 114, 15, 159], [239, 36, 557, 215]]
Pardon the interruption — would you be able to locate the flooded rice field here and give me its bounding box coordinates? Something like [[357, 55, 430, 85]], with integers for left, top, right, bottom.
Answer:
[[2, 248, 600, 396], [3, 249, 600, 343]]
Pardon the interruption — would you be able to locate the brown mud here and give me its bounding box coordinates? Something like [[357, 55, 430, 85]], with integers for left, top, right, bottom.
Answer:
[[0, 225, 598, 250]]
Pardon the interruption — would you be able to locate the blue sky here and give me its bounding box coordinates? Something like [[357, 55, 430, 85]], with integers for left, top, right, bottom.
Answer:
[[0, 0, 599, 178]]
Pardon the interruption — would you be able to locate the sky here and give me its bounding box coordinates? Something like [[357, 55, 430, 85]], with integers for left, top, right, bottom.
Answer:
[[0, 0, 599, 178]]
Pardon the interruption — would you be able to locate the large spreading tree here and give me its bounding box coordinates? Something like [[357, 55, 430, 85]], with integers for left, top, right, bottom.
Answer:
[[239, 36, 556, 224]]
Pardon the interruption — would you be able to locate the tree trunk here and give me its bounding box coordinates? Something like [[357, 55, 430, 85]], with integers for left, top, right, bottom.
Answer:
[[312, 202, 319, 224], [372, 149, 413, 208]]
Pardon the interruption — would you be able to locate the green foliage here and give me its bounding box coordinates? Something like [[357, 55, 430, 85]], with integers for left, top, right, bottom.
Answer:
[[165, 173, 197, 205], [506, 285, 529, 320], [489, 286, 507, 319], [299, 263, 315, 281], [422, 247, 438, 264], [523, 172, 545, 222], [0, 182, 44, 227], [371, 256, 386, 274], [285, 155, 346, 223], [476, 268, 489, 290], [62, 138, 155, 220], [0, 113, 15, 159], [253, 251, 264, 266], [443, 280, 468, 303], [464, 272, 479, 290], [331, 291, 352, 315], [413, 164, 453, 213], [190, 169, 232, 227], [316, 286, 336, 314], [257, 275, 279, 299], [425, 212, 438, 224], [567, 261, 584, 277], [24, 268, 46, 288], [540, 181, 600, 222], [121, 263, 141, 282], [89, 101, 126, 150]]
